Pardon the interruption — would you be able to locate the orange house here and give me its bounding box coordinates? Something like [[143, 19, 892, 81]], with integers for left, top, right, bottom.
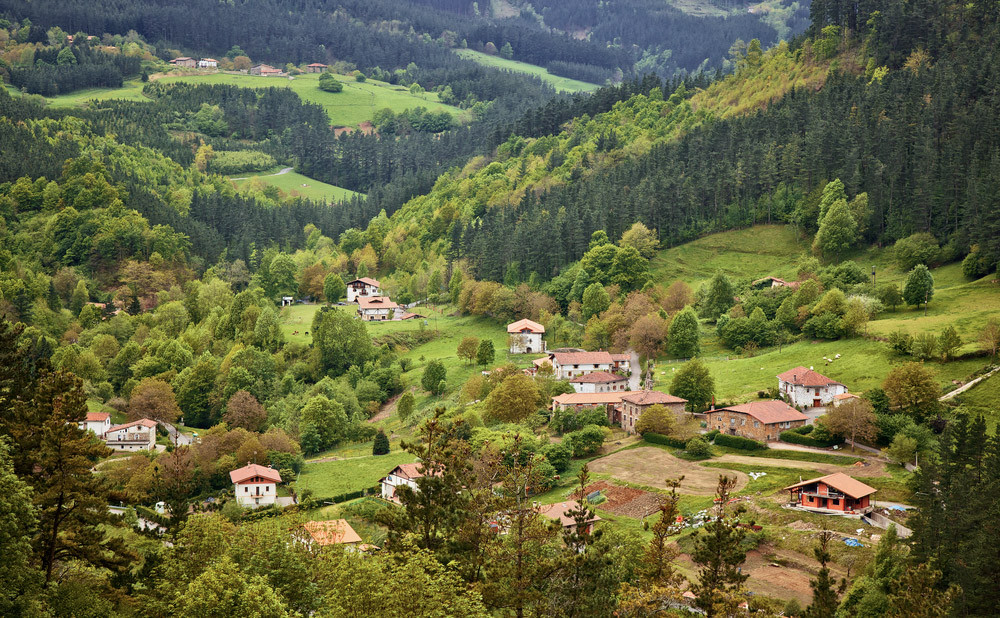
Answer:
[[784, 472, 876, 514]]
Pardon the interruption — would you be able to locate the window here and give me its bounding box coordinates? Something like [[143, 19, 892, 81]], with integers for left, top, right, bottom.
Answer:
[[832, 498, 840, 506], [754, 421, 760, 428]]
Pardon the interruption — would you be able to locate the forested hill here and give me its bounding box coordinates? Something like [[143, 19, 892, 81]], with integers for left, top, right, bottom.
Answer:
[[383, 0, 1000, 284]]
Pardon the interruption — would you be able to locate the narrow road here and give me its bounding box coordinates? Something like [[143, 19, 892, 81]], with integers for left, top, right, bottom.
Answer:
[[162, 422, 192, 446], [628, 349, 641, 390], [230, 167, 294, 181], [939, 365, 1000, 401]]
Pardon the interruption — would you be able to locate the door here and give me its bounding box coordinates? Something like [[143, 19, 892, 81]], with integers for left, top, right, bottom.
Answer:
[[813, 398, 821, 407]]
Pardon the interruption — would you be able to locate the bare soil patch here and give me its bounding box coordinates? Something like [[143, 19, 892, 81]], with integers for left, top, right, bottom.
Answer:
[[573, 481, 663, 519], [588, 447, 749, 496]]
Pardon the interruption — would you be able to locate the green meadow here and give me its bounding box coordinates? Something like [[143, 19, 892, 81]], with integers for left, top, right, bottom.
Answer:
[[230, 168, 359, 203], [296, 451, 416, 498], [454, 49, 601, 93]]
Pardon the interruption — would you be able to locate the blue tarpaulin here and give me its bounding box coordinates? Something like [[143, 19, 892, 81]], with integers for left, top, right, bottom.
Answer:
[[844, 538, 864, 547]]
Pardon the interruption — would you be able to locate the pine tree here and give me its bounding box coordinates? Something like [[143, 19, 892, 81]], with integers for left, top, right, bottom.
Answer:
[[373, 429, 390, 455], [692, 476, 749, 617], [804, 531, 844, 616], [700, 272, 735, 322]]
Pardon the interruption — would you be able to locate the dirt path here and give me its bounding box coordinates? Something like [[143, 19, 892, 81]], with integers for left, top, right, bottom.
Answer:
[[940, 365, 1000, 401], [368, 390, 408, 423], [230, 167, 294, 181]]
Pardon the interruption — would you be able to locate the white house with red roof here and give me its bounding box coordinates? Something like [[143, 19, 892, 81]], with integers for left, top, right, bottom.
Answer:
[[79, 411, 112, 438], [230, 463, 282, 508], [706, 400, 808, 442], [507, 318, 546, 354], [347, 277, 381, 302], [380, 462, 433, 502], [357, 296, 398, 321], [104, 419, 157, 451], [568, 371, 628, 393], [198, 58, 218, 68], [548, 350, 615, 380], [777, 366, 848, 408]]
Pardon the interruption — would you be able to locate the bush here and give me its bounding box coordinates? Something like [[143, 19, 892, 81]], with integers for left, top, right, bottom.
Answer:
[[779, 426, 840, 448], [542, 442, 572, 472], [373, 429, 390, 455], [706, 429, 720, 441], [685, 436, 712, 459], [318, 73, 343, 92], [643, 432, 688, 448], [713, 433, 767, 451], [565, 424, 605, 457]]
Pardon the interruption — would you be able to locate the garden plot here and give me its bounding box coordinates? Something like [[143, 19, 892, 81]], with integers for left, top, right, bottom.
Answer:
[[574, 481, 663, 519]]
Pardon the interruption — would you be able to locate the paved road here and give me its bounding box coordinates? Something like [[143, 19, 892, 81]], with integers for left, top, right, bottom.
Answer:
[[162, 422, 192, 446], [628, 349, 641, 390]]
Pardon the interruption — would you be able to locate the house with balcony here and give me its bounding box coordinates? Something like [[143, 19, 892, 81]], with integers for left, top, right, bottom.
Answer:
[[357, 296, 398, 321], [346, 277, 381, 302], [104, 419, 157, 451], [230, 463, 281, 508], [784, 472, 876, 515]]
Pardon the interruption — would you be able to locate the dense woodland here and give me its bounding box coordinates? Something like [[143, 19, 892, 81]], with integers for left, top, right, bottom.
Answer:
[[0, 0, 999, 615]]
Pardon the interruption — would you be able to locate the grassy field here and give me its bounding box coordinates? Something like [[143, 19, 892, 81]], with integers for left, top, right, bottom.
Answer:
[[37, 71, 464, 127], [231, 168, 359, 203], [650, 225, 811, 288], [454, 49, 601, 93], [953, 371, 1000, 428], [295, 451, 415, 498]]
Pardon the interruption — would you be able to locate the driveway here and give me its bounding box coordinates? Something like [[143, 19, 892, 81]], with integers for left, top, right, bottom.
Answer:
[[162, 422, 192, 446]]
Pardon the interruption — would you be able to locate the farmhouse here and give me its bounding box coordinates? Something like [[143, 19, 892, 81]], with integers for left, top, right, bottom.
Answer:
[[198, 58, 218, 68], [548, 350, 615, 380], [833, 393, 861, 407], [751, 276, 801, 290], [357, 296, 398, 321], [538, 500, 600, 533], [230, 463, 281, 508], [250, 63, 285, 76], [778, 366, 848, 408], [706, 400, 807, 442], [381, 462, 432, 502], [306, 63, 328, 73], [610, 353, 631, 375], [618, 390, 687, 434], [79, 411, 112, 438], [551, 391, 632, 413], [346, 277, 381, 302], [170, 56, 196, 68], [507, 318, 546, 354], [302, 519, 363, 548], [784, 472, 876, 515], [104, 419, 157, 451], [568, 371, 628, 394]]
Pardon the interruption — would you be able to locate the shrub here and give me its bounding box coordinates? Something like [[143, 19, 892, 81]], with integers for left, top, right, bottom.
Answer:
[[685, 436, 712, 459], [565, 424, 605, 457], [706, 429, 720, 441], [542, 442, 572, 472], [373, 429, 390, 455], [318, 73, 343, 92], [643, 432, 688, 448], [779, 424, 840, 447], [713, 434, 767, 451]]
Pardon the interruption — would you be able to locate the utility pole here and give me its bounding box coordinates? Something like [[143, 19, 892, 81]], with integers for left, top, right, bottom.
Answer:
[[871, 265, 876, 288]]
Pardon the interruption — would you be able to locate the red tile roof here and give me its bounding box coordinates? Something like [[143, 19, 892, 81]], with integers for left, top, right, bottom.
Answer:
[[538, 500, 601, 527], [784, 472, 877, 499], [386, 462, 438, 480], [307, 63, 328, 67], [568, 371, 627, 384], [349, 277, 380, 287], [507, 318, 545, 334], [610, 353, 630, 361], [552, 391, 636, 406], [551, 351, 614, 366], [620, 390, 687, 405], [777, 366, 843, 387], [834, 393, 859, 400], [230, 463, 282, 484], [107, 418, 157, 433], [715, 400, 807, 424], [357, 296, 398, 310], [85, 412, 111, 422], [302, 519, 362, 545]]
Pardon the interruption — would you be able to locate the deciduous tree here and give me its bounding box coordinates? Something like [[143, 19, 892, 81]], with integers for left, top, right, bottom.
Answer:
[[421, 360, 447, 395], [824, 398, 877, 451], [476, 339, 495, 366], [671, 359, 715, 412], [668, 306, 700, 357], [635, 404, 676, 436], [882, 362, 939, 421], [223, 390, 267, 432], [903, 264, 934, 309], [457, 336, 480, 365], [129, 377, 181, 424], [484, 374, 539, 423]]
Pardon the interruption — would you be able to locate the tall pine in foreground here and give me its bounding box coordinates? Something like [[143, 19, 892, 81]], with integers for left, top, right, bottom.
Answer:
[[692, 475, 749, 617]]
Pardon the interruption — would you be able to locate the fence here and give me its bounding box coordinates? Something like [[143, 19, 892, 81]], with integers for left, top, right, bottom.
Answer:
[[863, 511, 912, 538]]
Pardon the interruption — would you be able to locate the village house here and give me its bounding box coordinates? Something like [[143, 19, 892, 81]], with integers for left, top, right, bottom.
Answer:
[[551, 391, 633, 414], [381, 462, 431, 502], [198, 58, 218, 68], [778, 366, 849, 408], [706, 400, 808, 442], [104, 419, 157, 451], [507, 318, 546, 354], [568, 371, 628, 394], [306, 63, 328, 73], [250, 63, 285, 76], [751, 276, 801, 290], [230, 463, 281, 508], [832, 393, 861, 407], [784, 472, 876, 515], [618, 390, 688, 434], [548, 350, 615, 380], [357, 296, 398, 321], [170, 56, 196, 68], [610, 353, 631, 375], [346, 277, 381, 302], [301, 519, 365, 549], [79, 411, 112, 438], [538, 500, 601, 533]]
